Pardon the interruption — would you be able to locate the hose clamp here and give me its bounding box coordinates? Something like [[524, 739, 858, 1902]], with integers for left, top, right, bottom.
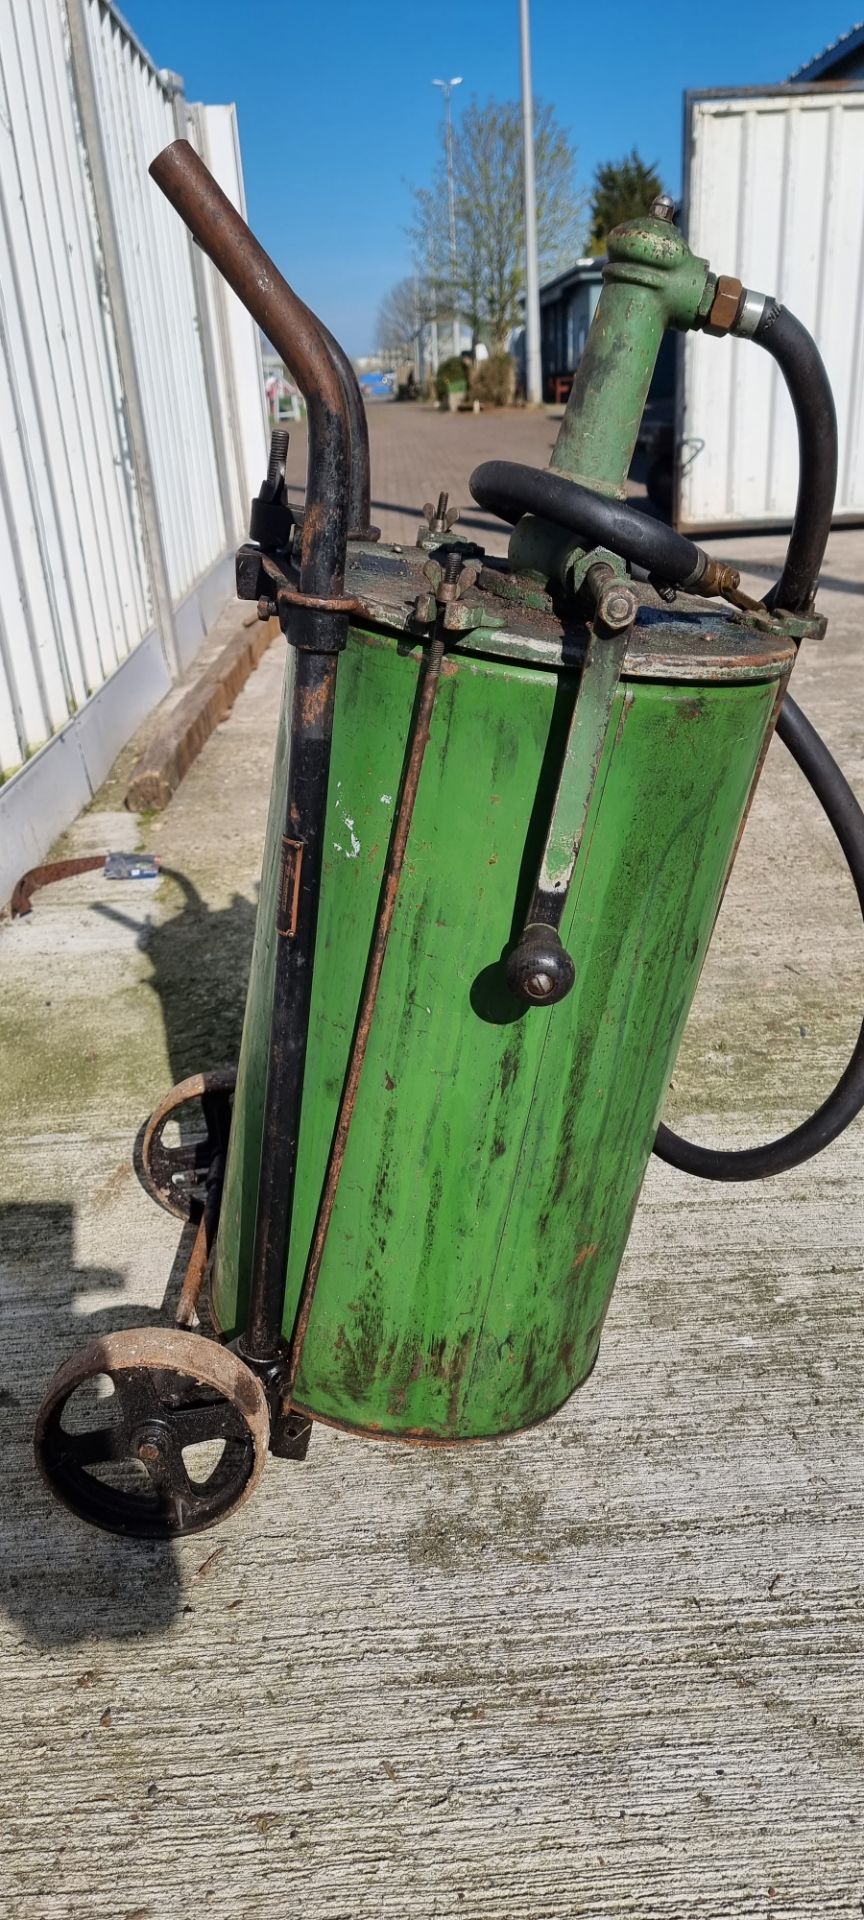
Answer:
[[733, 288, 770, 338]]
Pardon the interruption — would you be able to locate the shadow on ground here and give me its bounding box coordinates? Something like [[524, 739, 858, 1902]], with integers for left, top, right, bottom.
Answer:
[[1, 871, 261, 1646], [0, 1203, 190, 1646], [94, 868, 257, 1090]]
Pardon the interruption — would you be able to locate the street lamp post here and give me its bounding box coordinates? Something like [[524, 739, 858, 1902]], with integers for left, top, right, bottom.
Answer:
[[519, 0, 543, 404], [432, 75, 462, 358]]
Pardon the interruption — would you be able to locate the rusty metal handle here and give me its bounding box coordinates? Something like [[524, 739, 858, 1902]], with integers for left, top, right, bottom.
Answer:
[[149, 139, 350, 598]]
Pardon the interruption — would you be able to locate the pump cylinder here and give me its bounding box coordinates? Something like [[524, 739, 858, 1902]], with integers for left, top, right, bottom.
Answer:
[[212, 611, 791, 1442]]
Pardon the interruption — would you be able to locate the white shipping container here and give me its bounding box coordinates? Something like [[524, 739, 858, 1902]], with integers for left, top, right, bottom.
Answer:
[[678, 84, 864, 531]]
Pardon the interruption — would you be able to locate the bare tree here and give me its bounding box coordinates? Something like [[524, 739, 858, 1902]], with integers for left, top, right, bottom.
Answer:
[[411, 96, 586, 351], [376, 278, 423, 357]]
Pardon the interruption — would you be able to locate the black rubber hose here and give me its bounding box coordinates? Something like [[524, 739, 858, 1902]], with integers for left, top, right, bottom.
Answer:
[[469, 461, 706, 586], [654, 695, 864, 1180], [752, 304, 837, 615]]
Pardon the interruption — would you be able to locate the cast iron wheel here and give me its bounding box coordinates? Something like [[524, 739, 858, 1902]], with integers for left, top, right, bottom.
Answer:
[[34, 1328, 269, 1538], [139, 1068, 236, 1219]]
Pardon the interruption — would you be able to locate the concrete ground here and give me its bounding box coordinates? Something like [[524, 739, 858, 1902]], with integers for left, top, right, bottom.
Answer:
[[2, 404, 864, 1918]]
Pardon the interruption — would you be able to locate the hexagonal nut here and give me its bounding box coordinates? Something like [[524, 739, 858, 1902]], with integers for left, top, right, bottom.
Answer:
[[707, 275, 743, 335]]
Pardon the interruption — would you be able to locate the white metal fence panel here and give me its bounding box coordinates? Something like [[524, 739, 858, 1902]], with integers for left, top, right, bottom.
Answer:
[[84, 0, 227, 602], [0, 0, 149, 776], [679, 86, 864, 531], [187, 102, 269, 538], [0, 0, 268, 903]]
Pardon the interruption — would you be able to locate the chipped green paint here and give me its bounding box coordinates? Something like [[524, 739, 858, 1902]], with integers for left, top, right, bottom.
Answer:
[[538, 621, 630, 895], [213, 619, 787, 1440]]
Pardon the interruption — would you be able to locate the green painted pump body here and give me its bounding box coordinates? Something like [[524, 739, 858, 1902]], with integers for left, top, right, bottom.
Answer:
[[213, 585, 792, 1440], [214, 209, 795, 1442]]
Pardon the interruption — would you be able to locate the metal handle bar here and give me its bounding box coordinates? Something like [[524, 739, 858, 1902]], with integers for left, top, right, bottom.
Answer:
[[150, 140, 351, 599]]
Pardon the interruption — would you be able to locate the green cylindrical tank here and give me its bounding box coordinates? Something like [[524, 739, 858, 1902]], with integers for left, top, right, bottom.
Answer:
[[213, 605, 791, 1440]]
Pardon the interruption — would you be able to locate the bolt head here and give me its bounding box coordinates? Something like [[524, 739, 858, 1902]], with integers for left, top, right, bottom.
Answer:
[[649, 195, 676, 224], [598, 585, 637, 632], [133, 1420, 170, 1466]]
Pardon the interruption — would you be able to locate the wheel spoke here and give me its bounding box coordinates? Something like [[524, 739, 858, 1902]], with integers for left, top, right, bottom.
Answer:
[[168, 1401, 248, 1446], [61, 1425, 126, 1468], [110, 1369, 168, 1434]]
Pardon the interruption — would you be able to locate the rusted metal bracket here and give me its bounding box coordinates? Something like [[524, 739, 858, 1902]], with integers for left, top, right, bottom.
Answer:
[[10, 852, 161, 918], [11, 855, 106, 917], [280, 597, 451, 1409]]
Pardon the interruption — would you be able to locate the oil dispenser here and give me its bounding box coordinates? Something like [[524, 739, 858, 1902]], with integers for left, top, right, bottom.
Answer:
[[34, 143, 864, 1537]]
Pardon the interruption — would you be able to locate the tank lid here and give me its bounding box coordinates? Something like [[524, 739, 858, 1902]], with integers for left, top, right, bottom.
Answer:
[[344, 543, 795, 684]]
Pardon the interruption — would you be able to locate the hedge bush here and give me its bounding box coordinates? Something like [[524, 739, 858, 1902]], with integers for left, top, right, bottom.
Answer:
[[471, 353, 515, 407], [435, 355, 468, 403]]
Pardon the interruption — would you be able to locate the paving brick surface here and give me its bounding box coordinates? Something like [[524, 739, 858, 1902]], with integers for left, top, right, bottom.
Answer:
[[287, 401, 649, 555]]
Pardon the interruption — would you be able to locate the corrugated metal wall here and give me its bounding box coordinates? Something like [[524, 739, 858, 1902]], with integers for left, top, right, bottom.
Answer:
[[0, 0, 267, 905], [0, 0, 148, 775], [185, 100, 270, 546], [86, 0, 227, 603], [679, 86, 864, 532]]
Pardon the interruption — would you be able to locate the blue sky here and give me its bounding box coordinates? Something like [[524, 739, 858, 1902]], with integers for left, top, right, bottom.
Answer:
[[132, 0, 841, 355]]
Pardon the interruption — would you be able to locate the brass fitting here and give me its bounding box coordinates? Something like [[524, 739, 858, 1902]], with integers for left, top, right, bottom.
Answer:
[[704, 275, 744, 336], [698, 559, 742, 597]]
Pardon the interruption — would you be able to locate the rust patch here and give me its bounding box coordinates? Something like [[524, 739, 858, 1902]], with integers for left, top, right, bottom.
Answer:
[[296, 677, 332, 727], [558, 1334, 576, 1374], [614, 690, 635, 746], [446, 1331, 474, 1429], [301, 498, 327, 547], [276, 836, 304, 938]]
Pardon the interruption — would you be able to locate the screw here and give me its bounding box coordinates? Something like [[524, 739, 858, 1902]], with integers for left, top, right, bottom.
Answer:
[[649, 195, 676, 224], [527, 972, 554, 999], [266, 428, 289, 493]]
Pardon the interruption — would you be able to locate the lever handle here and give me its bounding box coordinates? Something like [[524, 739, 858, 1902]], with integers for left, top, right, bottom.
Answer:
[[505, 569, 636, 1010], [505, 924, 576, 1006]]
